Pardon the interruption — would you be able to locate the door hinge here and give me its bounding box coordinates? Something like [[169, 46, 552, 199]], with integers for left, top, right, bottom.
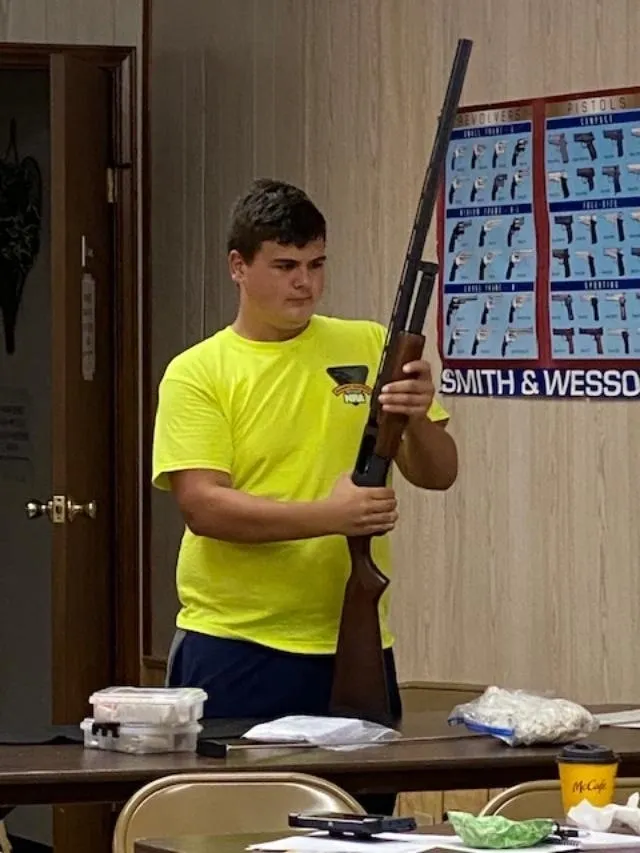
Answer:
[[107, 167, 116, 203]]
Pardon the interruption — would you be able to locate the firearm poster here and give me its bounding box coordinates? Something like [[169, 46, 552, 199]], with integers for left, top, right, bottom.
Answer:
[[437, 87, 640, 399]]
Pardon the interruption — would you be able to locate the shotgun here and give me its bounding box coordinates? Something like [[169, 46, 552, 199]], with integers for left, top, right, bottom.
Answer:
[[329, 38, 473, 728]]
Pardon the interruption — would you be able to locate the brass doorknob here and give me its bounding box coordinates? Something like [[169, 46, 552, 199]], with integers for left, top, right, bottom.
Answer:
[[25, 497, 96, 523], [25, 499, 52, 520], [66, 498, 97, 521]]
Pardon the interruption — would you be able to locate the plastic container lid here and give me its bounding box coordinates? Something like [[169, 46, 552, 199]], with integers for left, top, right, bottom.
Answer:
[[557, 742, 619, 764], [89, 686, 207, 725]]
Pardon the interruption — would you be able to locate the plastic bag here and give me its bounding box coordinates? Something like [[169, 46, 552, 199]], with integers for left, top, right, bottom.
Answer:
[[242, 715, 400, 751], [448, 686, 598, 746], [447, 811, 555, 849]]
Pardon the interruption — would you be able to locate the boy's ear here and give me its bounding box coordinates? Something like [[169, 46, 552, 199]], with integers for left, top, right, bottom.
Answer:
[[228, 249, 246, 283]]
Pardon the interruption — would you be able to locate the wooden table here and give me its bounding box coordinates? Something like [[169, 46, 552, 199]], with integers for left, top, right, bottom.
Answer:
[[1, 710, 640, 806]]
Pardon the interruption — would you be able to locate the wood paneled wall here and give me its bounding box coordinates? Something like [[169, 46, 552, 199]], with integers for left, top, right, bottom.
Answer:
[[149, 0, 640, 704], [0, 0, 139, 43]]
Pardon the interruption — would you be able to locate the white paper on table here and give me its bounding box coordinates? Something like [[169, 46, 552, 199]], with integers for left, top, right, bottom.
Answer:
[[405, 830, 640, 850], [245, 834, 569, 853], [576, 830, 640, 848], [378, 833, 569, 852], [246, 836, 430, 853], [596, 709, 640, 727]]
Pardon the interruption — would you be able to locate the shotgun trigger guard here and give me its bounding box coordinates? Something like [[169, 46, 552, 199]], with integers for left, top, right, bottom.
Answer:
[[347, 536, 390, 592]]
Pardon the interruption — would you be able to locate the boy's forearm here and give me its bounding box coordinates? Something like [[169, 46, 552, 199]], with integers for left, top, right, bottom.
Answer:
[[396, 419, 458, 490], [181, 483, 336, 543]]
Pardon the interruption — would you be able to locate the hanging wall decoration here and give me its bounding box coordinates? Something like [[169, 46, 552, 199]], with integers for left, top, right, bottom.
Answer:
[[0, 118, 43, 355]]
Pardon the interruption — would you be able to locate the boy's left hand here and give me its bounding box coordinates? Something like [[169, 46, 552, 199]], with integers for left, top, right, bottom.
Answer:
[[378, 360, 435, 420]]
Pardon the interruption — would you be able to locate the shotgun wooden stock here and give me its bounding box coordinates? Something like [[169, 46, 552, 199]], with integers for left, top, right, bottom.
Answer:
[[329, 38, 473, 728]]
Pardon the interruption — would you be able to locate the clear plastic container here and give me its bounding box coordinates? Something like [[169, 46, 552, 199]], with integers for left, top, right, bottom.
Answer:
[[89, 686, 207, 726], [80, 717, 202, 754]]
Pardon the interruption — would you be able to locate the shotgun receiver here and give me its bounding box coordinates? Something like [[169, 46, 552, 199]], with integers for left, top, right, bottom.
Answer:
[[329, 38, 473, 728]]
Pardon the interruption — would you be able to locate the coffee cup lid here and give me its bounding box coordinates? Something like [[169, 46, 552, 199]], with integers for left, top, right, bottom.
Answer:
[[557, 741, 619, 764]]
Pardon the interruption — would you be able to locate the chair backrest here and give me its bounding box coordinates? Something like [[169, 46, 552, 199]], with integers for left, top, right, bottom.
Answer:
[[481, 778, 640, 820], [399, 681, 486, 713], [113, 771, 365, 853]]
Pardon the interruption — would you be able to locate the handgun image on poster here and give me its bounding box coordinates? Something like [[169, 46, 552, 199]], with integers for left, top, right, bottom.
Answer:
[[546, 94, 640, 360], [442, 104, 538, 362]]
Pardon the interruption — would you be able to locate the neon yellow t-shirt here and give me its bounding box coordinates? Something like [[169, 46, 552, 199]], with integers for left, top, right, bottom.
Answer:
[[152, 314, 449, 654]]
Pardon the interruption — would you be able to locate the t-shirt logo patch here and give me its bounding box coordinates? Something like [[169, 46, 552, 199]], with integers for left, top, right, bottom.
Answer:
[[326, 365, 372, 406]]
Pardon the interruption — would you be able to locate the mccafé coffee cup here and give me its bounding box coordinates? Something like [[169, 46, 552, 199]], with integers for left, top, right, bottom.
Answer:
[[556, 742, 619, 813]]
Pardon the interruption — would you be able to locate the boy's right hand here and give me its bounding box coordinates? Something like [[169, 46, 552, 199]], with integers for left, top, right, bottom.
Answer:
[[323, 473, 398, 537]]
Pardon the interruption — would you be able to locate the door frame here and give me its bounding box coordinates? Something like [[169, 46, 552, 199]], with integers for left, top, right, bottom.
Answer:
[[0, 42, 142, 686]]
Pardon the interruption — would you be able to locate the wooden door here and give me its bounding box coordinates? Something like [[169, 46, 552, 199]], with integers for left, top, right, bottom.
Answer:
[[24, 56, 114, 712], [48, 52, 114, 723]]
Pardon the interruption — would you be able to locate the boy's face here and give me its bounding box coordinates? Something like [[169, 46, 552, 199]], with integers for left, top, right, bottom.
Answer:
[[229, 239, 326, 331]]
